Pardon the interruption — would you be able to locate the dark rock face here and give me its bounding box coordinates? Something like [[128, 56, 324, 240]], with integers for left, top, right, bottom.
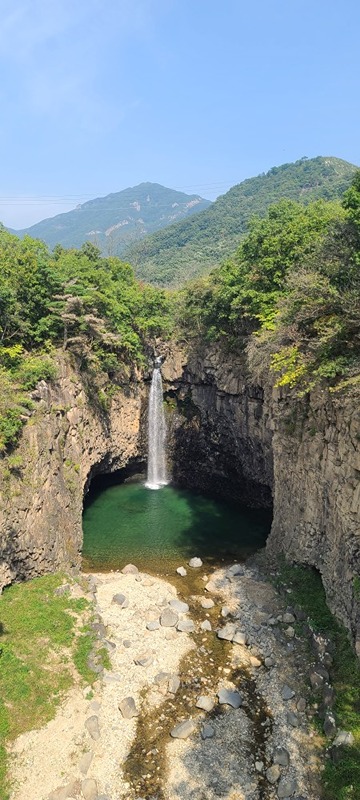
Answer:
[[164, 345, 273, 508], [162, 342, 360, 650]]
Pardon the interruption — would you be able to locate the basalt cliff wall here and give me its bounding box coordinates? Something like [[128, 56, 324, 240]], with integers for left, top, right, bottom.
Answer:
[[0, 354, 147, 587], [0, 344, 359, 651], [161, 343, 360, 652]]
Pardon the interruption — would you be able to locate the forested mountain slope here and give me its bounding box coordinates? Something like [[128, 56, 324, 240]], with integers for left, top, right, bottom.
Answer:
[[124, 157, 357, 286], [9, 183, 211, 254]]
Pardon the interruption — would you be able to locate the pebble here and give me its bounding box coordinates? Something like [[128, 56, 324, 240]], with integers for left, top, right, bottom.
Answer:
[[281, 684, 295, 700], [232, 630, 247, 645], [201, 724, 215, 739], [170, 719, 196, 739], [287, 711, 299, 727], [121, 564, 139, 574], [170, 598, 189, 613], [195, 695, 215, 712], [112, 593, 129, 608], [189, 557, 203, 568], [277, 777, 297, 797], [81, 779, 98, 800], [134, 653, 153, 667], [118, 697, 139, 719], [273, 747, 290, 767], [266, 764, 281, 784], [176, 566, 187, 577], [168, 675, 181, 694], [218, 688, 242, 708], [217, 623, 237, 641], [160, 608, 179, 627], [79, 751, 93, 775], [84, 716, 100, 740], [177, 619, 195, 633], [201, 620, 212, 632], [200, 598, 215, 609], [146, 620, 160, 631]]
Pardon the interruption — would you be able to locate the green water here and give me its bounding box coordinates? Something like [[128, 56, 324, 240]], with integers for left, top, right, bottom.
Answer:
[[82, 480, 271, 575]]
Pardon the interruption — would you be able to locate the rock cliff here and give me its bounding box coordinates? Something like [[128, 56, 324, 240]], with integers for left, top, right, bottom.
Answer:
[[0, 342, 359, 652], [0, 353, 147, 587], [161, 343, 360, 651]]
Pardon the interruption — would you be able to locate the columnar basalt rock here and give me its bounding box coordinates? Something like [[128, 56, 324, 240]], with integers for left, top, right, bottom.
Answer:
[[162, 342, 360, 649], [0, 354, 147, 586], [0, 342, 359, 654]]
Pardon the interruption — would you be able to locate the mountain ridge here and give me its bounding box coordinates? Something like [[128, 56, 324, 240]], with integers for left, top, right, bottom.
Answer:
[[8, 182, 211, 254], [124, 156, 358, 286]]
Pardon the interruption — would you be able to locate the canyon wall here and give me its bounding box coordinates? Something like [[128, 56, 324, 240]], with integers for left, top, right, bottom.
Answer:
[[0, 343, 359, 650], [162, 343, 360, 651], [0, 354, 147, 587]]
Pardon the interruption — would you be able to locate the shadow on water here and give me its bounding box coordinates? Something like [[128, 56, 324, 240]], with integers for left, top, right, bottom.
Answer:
[[82, 476, 272, 576]]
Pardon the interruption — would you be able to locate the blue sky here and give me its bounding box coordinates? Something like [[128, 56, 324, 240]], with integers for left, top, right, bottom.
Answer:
[[1, 0, 359, 228]]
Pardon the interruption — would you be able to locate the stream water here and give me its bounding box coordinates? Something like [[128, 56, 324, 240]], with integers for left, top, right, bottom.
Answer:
[[82, 479, 271, 575]]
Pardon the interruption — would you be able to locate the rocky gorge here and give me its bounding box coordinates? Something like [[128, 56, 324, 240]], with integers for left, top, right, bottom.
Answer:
[[0, 339, 359, 654]]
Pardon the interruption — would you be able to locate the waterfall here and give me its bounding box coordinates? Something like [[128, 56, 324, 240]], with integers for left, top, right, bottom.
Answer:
[[145, 359, 168, 490]]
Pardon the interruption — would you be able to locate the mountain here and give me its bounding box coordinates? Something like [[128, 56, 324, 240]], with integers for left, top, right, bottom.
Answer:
[[124, 157, 358, 286], [10, 183, 211, 253]]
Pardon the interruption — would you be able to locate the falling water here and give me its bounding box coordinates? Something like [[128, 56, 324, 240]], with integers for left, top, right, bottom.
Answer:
[[145, 358, 168, 490]]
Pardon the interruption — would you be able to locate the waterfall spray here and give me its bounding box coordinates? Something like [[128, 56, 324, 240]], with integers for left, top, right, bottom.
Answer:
[[145, 358, 168, 490]]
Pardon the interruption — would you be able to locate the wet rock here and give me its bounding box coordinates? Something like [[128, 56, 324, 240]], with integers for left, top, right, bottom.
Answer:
[[112, 593, 129, 608], [218, 688, 242, 708], [273, 747, 290, 766], [278, 777, 297, 797], [79, 751, 93, 775], [281, 684, 295, 700], [84, 716, 100, 740], [177, 618, 195, 633], [189, 557, 203, 568], [121, 563, 139, 574], [201, 724, 215, 739], [266, 764, 281, 784], [196, 695, 215, 712], [201, 620, 212, 632], [146, 620, 160, 631], [176, 566, 187, 577], [217, 623, 237, 641], [170, 598, 189, 613], [160, 608, 178, 627], [118, 697, 139, 719], [170, 719, 196, 738], [81, 779, 98, 800]]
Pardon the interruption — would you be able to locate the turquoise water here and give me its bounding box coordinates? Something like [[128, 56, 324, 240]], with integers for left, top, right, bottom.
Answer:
[[82, 480, 271, 575]]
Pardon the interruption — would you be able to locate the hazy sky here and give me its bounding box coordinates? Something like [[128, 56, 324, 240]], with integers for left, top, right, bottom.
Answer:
[[1, 0, 359, 229]]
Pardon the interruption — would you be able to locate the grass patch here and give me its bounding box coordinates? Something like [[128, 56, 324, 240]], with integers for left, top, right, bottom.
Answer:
[[275, 561, 360, 800], [0, 574, 94, 800]]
